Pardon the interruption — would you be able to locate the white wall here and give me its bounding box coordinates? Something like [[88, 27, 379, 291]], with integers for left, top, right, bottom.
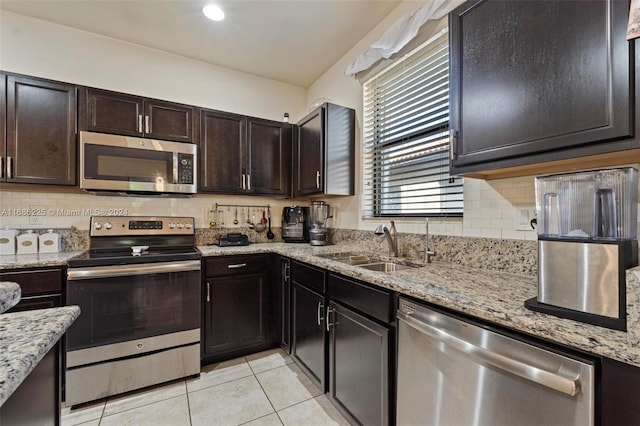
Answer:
[[0, 11, 307, 121], [306, 0, 640, 241]]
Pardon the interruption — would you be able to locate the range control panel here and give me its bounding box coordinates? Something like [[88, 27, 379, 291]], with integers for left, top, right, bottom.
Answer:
[[90, 216, 195, 236]]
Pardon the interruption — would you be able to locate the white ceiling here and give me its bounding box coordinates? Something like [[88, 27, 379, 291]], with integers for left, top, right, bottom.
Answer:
[[0, 0, 402, 87]]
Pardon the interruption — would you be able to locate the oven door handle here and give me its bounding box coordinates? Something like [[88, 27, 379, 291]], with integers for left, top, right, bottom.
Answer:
[[67, 260, 201, 280]]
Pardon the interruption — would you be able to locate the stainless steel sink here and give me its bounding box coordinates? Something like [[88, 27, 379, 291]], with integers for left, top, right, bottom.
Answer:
[[317, 252, 418, 272], [317, 252, 373, 265], [358, 262, 414, 272]]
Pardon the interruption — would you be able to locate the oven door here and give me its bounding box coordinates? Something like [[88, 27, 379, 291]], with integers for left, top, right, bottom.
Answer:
[[80, 131, 196, 194], [66, 260, 201, 352]]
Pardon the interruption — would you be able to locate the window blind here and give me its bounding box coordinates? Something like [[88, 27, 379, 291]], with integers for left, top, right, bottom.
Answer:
[[362, 29, 463, 218]]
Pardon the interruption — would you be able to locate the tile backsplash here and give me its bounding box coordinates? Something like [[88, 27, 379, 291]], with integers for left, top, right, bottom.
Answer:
[[0, 190, 293, 231], [1, 166, 639, 244]]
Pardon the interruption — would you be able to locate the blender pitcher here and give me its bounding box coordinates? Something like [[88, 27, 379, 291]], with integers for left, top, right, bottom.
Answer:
[[309, 201, 332, 245]]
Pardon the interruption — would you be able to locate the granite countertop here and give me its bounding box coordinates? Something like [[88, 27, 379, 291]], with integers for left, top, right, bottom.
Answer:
[[0, 282, 20, 314], [4, 243, 640, 368], [0, 305, 80, 406], [198, 243, 640, 368], [0, 251, 85, 270]]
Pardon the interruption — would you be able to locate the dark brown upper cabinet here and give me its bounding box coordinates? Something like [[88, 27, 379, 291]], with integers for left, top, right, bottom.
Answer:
[[247, 117, 291, 195], [3, 74, 77, 185], [294, 103, 355, 198], [79, 87, 195, 143], [449, 0, 638, 178], [199, 109, 291, 196]]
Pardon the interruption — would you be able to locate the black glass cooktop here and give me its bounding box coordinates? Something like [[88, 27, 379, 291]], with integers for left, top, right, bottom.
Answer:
[[68, 246, 201, 267]]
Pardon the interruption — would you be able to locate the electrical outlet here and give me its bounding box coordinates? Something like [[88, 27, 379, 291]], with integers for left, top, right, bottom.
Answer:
[[28, 205, 46, 226], [28, 215, 43, 225], [514, 206, 536, 231]]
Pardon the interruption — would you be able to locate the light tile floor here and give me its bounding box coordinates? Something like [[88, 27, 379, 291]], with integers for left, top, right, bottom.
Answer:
[[61, 348, 350, 426]]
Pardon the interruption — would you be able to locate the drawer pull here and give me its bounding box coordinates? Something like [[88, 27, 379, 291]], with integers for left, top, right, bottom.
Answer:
[[227, 263, 247, 269]]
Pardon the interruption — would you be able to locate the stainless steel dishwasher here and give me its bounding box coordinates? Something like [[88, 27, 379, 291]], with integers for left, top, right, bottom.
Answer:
[[396, 298, 595, 426]]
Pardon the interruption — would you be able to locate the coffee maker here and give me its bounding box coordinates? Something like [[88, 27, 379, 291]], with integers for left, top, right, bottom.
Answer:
[[309, 201, 332, 246], [282, 206, 309, 243], [525, 168, 638, 330]]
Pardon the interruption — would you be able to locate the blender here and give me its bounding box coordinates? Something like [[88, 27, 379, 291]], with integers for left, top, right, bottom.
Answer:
[[309, 201, 332, 246]]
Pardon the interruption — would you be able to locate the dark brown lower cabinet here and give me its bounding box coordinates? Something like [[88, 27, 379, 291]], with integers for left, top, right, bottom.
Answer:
[[328, 301, 389, 426], [202, 254, 276, 363], [291, 282, 327, 390], [0, 345, 59, 426], [600, 356, 640, 426], [0, 267, 63, 426], [204, 273, 267, 355]]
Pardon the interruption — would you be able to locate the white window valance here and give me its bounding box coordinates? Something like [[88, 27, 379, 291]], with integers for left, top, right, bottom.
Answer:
[[346, 0, 464, 82]]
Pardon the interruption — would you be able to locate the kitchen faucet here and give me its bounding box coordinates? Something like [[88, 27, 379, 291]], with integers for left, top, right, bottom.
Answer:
[[424, 218, 436, 263], [374, 221, 398, 257]]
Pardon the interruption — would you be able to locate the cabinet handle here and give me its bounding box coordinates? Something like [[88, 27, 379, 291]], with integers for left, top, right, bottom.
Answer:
[[247, 174, 251, 191], [206, 282, 211, 302], [326, 306, 335, 331], [6, 157, 13, 179], [145, 115, 150, 134], [138, 115, 143, 133], [227, 263, 247, 269], [317, 301, 324, 326], [242, 173, 246, 190], [449, 131, 458, 160], [316, 170, 321, 189], [284, 263, 290, 281]]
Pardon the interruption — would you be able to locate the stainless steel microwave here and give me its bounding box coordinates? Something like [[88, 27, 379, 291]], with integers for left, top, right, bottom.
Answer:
[[80, 131, 197, 196]]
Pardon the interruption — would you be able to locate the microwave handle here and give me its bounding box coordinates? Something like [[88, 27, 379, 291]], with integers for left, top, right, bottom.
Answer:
[[173, 153, 179, 184]]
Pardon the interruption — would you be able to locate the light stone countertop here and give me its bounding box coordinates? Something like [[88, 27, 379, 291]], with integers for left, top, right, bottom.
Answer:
[[3, 243, 639, 368], [199, 243, 640, 368], [0, 282, 20, 314], [0, 305, 80, 406], [0, 251, 85, 270]]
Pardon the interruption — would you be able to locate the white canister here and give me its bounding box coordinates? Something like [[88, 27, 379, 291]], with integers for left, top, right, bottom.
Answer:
[[39, 229, 61, 253], [17, 230, 38, 254], [0, 227, 19, 255]]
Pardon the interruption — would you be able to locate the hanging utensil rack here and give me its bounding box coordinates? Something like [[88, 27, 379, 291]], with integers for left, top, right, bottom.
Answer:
[[214, 203, 271, 211]]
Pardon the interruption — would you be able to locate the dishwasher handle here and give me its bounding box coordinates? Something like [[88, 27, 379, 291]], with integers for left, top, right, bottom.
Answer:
[[397, 310, 581, 397]]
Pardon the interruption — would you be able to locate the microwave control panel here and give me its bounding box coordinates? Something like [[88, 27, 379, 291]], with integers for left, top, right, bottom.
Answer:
[[178, 154, 194, 184]]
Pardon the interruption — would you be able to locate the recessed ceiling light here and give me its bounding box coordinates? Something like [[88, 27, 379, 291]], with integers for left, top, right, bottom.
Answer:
[[203, 4, 225, 21]]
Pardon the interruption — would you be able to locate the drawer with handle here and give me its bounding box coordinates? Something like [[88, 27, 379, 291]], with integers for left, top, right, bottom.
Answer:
[[204, 254, 267, 276]]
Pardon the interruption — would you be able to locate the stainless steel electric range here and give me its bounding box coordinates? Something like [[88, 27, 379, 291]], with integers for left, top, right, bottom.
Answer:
[[65, 216, 201, 406]]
